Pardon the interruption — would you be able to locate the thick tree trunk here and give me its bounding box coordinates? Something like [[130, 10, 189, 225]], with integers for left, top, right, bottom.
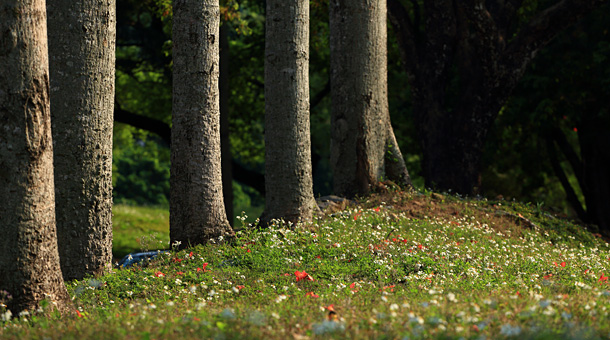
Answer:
[[329, 0, 410, 198], [47, 0, 115, 281], [262, 0, 317, 224], [220, 23, 234, 226], [171, 0, 234, 247], [0, 0, 70, 315]]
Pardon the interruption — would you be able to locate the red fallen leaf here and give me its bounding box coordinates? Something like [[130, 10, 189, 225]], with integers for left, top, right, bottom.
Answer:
[[324, 304, 335, 312], [374, 207, 380, 212], [246, 249, 251, 253], [306, 292, 319, 298], [283, 273, 291, 276], [176, 271, 184, 275], [417, 244, 423, 250], [599, 273, 608, 283], [236, 285, 245, 290], [543, 274, 553, 280], [560, 262, 566, 267], [155, 271, 165, 277], [75, 310, 84, 318], [197, 267, 203, 272], [189, 251, 193, 258]]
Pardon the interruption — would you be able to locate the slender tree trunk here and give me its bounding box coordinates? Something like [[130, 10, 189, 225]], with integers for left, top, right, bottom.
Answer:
[[329, 0, 410, 198], [0, 0, 70, 315], [171, 0, 234, 247], [262, 0, 317, 224], [220, 23, 234, 226], [47, 0, 115, 281], [578, 116, 610, 235]]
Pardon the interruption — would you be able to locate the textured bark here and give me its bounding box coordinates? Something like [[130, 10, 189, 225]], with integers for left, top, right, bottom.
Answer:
[[329, 0, 411, 198], [220, 23, 234, 226], [388, 0, 607, 195], [171, 0, 234, 247], [0, 0, 70, 315], [47, 0, 115, 281], [262, 0, 317, 224]]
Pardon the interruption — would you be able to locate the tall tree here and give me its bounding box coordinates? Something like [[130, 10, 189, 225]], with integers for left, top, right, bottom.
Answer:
[[171, 0, 234, 247], [388, 0, 607, 195], [47, 0, 116, 281], [0, 0, 70, 315], [262, 0, 317, 224], [329, 0, 411, 198]]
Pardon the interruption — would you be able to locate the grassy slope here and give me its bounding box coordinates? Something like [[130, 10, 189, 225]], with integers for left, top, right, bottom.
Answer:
[[2, 189, 610, 339]]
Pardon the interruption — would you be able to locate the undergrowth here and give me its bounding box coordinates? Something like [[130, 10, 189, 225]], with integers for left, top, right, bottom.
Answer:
[[2, 191, 610, 339]]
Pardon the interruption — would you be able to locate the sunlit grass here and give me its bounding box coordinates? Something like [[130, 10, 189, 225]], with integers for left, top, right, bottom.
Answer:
[[3, 192, 610, 339], [113, 204, 170, 259]]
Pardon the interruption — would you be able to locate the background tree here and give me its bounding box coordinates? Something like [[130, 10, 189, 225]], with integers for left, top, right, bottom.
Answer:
[[262, 0, 317, 224], [329, 0, 411, 197], [484, 3, 610, 234], [170, 0, 234, 247], [0, 0, 70, 314], [388, 0, 607, 195], [47, 0, 116, 280]]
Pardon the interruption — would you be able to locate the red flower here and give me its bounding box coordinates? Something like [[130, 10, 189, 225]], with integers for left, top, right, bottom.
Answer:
[[560, 261, 566, 267], [197, 263, 209, 272], [236, 285, 245, 290], [374, 207, 380, 212], [189, 251, 194, 258], [599, 273, 608, 283], [154, 271, 165, 277], [543, 274, 553, 280], [417, 244, 423, 250], [324, 304, 335, 312], [176, 271, 184, 275], [246, 249, 251, 253], [305, 292, 319, 298], [295, 270, 314, 282]]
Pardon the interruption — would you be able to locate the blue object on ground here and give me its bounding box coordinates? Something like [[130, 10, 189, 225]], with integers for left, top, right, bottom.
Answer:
[[117, 250, 169, 268]]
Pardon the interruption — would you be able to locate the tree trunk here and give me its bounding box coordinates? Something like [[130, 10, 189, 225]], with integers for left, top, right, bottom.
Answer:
[[47, 0, 115, 281], [262, 0, 317, 224], [578, 116, 610, 235], [220, 23, 234, 226], [0, 0, 70, 315], [171, 0, 234, 247], [329, 0, 411, 198]]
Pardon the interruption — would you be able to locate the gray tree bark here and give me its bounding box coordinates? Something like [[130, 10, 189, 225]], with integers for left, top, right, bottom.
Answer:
[[262, 0, 317, 225], [329, 0, 411, 198], [0, 0, 70, 315], [171, 0, 234, 247], [47, 0, 115, 281]]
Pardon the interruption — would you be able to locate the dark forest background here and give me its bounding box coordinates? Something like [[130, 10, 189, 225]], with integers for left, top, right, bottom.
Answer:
[[112, 0, 609, 227]]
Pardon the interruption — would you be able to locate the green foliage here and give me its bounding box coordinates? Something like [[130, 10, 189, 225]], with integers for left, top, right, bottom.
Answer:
[[113, 126, 170, 206]]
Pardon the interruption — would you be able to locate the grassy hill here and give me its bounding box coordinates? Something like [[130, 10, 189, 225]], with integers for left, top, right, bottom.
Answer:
[[2, 189, 610, 339]]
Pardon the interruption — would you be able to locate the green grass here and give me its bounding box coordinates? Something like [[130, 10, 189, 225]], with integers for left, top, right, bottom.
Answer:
[[112, 204, 170, 259], [111, 203, 264, 260], [3, 192, 610, 339]]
